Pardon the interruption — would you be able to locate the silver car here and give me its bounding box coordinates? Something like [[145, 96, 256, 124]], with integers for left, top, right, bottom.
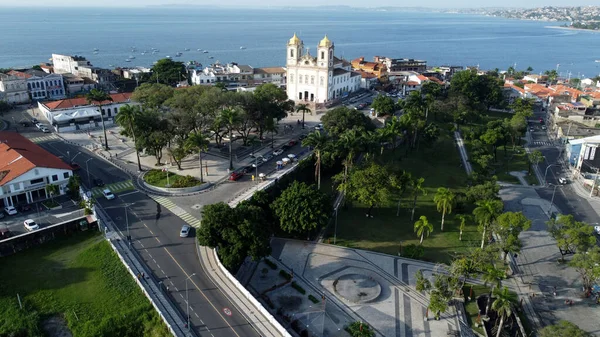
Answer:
[[180, 225, 191, 237]]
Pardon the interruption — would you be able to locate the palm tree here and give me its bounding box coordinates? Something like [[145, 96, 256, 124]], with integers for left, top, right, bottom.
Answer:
[[295, 103, 311, 129], [116, 104, 142, 171], [338, 129, 363, 184], [46, 184, 58, 204], [411, 177, 427, 221], [86, 88, 113, 150], [219, 108, 239, 170], [414, 215, 433, 245], [185, 132, 210, 183], [434, 187, 455, 231], [382, 116, 403, 150], [482, 266, 505, 316], [455, 214, 469, 241], [491, 287, 517, 337], [302, 130, 330, 190], [473, 199, 503, 249]]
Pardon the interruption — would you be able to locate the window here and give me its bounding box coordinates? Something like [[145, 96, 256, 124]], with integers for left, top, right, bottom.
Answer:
[[321, 51, 325, 60], [30, 178, 44, 184], [114, 107, 117, 114], [320, 76, 324, 86], [27, 83, 31, 90], [63, 172, 69, 179], [330, 53, 333, 60], [200, 79, 204, 83], [305, 75, 308, 84], [290, 49, 294, 58], [290, 74, 294, 83], [299, 75, 302, 84], [311, 76, 314, 84], [52, 174, 58, 182]]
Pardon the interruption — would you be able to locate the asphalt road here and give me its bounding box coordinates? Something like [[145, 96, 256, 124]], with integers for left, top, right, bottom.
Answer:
[[0, 201, 82, 236], [31, 137, 259, 337], [237, 137, 309, 182]]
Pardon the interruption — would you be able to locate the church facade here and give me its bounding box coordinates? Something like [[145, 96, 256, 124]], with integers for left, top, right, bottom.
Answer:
[[285, 34, 361, 104]]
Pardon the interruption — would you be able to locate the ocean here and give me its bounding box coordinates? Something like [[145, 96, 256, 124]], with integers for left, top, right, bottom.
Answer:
[[1, 7, 599, 78]]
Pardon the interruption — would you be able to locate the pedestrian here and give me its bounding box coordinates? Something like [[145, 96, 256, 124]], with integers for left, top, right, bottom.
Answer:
[[553, 286, 557, 296], [142, 272, 145, 279]]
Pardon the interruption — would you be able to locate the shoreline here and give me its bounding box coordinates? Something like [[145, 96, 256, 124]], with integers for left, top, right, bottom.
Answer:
[[545, 25, 600, 33]]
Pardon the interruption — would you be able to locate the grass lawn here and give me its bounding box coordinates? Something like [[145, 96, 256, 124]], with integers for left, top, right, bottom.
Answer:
[[0, 231, 169, 337], [324, 132, 484, 265], [144, 169, 202, 188], [491, 145, 531, 184]]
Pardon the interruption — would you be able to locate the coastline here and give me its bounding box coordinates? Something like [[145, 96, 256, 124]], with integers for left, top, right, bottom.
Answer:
[[545, 25, 600, 33]]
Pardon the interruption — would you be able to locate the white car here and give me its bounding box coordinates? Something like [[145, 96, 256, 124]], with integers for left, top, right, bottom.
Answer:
[[273, 149, 284, 156], [102, 189, 115, 200], [541, 125, 547, 130], [24, 219, 39, 231], [4, 206, 17, 215], [558, 177, 567, 185], [40, 127, 50, 133], [180, 225, 191, 237]]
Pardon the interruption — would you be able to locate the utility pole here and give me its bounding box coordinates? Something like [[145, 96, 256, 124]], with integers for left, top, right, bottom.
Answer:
[[185, 273, 196, 331], [590, 167, 599, 198]]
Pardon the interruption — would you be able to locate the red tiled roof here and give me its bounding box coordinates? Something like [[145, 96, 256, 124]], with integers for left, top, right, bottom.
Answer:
[[0, 132, 72, 186], [406, 81, 420, 86], [358, 71, 377, 79], [7, 70, 32, 79], [416, 75, 428, 81], [44, 92, 132, 110], [426, 77, 443, 84]]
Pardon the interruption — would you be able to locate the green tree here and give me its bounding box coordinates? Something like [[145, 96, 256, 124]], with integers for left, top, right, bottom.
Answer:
[[248, 83, 293, 139], [116, 104, 143, 171], [415, 270, 432, 293], [381, 116, 403, 151], [320, 106, 375, 138], [220, 108, 240, 170], [491, 287, 517, 337], [66, 175, 81, 200], [302, 130, 331, 190], [434, 187, 455, 231], [132, 83, 175, 109], [0, 100, 11, 114], [455, 214, 469, 241], [295, 103, 311, 129], [544, 69, 559, 83], [482, 265, 506, 315], [428, 290, 449, 320], [167, 145, 188, 171], [150, 58, 186, 85], [539, 320, 592, 337], [371, 94, 397, 116], [86, 89, 113, 150], [272, 181, 332, 237], [345, 321, 375, 337], [337, 128, 365, 186], [473, 199, 503, 249], [45, 184, 59, 203], [495, 211, 531, 259], [339, 162, 396, 218], [569, 246, 600, 294], [466, 179, 500, 202], [410, 177, 427, 221], [528, 150, 544, 175], [421, 81, 442, 99], [184, 132, 210, 183], [414, 215, 433, 244], [547, 214, 595, 260]]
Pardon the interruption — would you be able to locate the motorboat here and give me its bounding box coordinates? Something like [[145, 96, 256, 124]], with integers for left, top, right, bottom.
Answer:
[[197, 48, 202, 51], [129, 55, 136, 59], [165, 55, 171, 59], [596, 60, 600, 63], [203, 50, 209, 53], [175, 52, 183, 57], [184, 48, 190, 51], [209, 56, 214, 59], [93, 48, 99, 52], [125, 59, 131, 62], [240, 46, 246, 49]]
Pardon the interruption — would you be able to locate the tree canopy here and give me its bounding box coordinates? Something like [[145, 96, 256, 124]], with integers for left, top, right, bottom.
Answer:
[[150, 58, 186, 86], [547, 214, 595, 259], [339, 162, 396, 217], [272, 181, 332, 236], [321, 106, 375, 138]]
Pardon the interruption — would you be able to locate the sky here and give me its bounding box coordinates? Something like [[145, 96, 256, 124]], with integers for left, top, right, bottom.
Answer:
[[0, 0, 598, 7]]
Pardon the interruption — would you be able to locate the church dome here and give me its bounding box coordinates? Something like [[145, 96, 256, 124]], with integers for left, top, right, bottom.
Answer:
[[288, 33, 302, 45], [318, 35, 332, 48]]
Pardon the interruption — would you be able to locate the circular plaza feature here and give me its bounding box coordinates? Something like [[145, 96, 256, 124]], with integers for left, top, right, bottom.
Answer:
[[333, 274, 381, 304]]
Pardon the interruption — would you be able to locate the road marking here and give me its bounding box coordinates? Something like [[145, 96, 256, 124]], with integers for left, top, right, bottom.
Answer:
[[91, 180, 135, 197], [150, 195, 202, 228], [161, 247, 241, 337], [223, 307, 232, 316], [195, 312, 200, 318]]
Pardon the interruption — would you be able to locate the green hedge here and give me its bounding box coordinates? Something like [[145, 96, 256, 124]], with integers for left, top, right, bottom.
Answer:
[[264, 258, 277, 270], [291, 281, 306, 294], [279, 269, 292, 281], [144, 169, 201, 188], [308, 294, 320, 303]]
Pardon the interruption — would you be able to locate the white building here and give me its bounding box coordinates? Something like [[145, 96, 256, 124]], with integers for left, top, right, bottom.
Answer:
[[252, 67, 287, 85], [52, 54, 93, 75], [0, 132, 73, 207], [190, 62, 253, 85], [8, 70, 66, 101], [285, 34, 360, 104], [0, 73, 30, 105]]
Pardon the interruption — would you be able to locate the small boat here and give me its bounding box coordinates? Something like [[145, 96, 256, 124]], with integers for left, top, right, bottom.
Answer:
[[203, 50, 209, 53], [93, 48, 99, 52], [240, 46, 246, 50], [184, 48, 190, 51], [125, 59, 131, 62], [209, 56, 214, 59], [166, 55, 171, 59], [93, 51, 98, 54], [595, 60, 600, 63], [197, 48, 202, 51], [175, 52, 183, 57], [141, 52, 146, 55], [129, 55, 136, 59]]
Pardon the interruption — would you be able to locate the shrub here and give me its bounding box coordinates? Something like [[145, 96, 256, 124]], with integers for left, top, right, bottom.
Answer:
[[264, 258, 277, 270], [308, 294, 320, 303], [402, 244, 424, 259], [171, 175, 201, 188], [291, 281, 306, 294], [279, 270, 292, 281]]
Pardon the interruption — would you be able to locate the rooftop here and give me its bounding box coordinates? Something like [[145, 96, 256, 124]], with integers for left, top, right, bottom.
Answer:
[[254, 67, 286, 74], [43, 92, 132, 111]]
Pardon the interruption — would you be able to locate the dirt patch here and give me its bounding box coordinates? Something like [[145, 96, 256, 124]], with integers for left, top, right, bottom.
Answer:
[[42, 315, 73, 337]]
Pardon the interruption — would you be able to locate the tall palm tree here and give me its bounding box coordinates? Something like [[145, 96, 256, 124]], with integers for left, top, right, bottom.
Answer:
[[185, 132, 210, 183], [473, 199, 504, 249], [219, 108, 239, 170], [383, 116, 403, 150], [455, 214, 469, 241], [434, 187, 455, 231], [483, 266, 505, 316], [302, 130, 330, 190], [411, 177, 427, 221], [414, 215, 433, 245], [295, 103, 311, 129], [338, 129, 364, 183], [491, 287, 517, 337], [46, 184, 58, 204], [116, 104, 142, 171], [86, 88, 113, 150]]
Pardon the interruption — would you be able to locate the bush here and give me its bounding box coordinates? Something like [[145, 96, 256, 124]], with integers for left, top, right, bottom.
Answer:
[[308, 294, 320, 303], [291, 281, 306, 294], [264, 258, 277, 270], [402, 244, 424, 259], [171, 175, 201, 188], [279, 269, 292, 281]]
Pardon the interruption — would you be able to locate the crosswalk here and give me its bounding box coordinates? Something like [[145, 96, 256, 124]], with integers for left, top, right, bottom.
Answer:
[[91, 180, 135, 197], [150, 195, 202, 228], [532, 141, 554, 146], [30, 134, 60, 143]]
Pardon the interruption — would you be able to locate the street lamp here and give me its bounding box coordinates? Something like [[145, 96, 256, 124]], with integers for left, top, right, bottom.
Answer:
[[185, 273, 196, 331], [333, 207, 338, 245], [547, 183, 560, 216], [70, 152, 82, 164], [544, 164, 561, 186], [67, 150, 70, 163], [85, 158, 93, 187]]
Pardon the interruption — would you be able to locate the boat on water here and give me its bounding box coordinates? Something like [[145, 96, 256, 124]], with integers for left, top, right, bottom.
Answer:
[[175, 52, 183, 57], [197, 48, 202, 51], [596, 60, 600, 63], [209, 56, 214, 59], [166, 55, 172, 59], [240, 46, 246, 49], [184, 48, 190, 51], [203, 50, 209, 53], [125, 59, 131, 62], [93, 51, 99, 54], [129, 55, 136, 59], [93, 48, 99, 52]]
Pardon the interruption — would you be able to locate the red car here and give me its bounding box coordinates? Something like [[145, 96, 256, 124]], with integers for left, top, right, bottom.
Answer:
[[288, 139, 298, 146], [70, 162, 81, 171], [229, 172, 243, 181]]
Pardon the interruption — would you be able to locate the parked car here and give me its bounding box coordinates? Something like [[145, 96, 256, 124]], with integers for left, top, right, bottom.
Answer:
[[40, 127, 50, 133], [558, 177, 568, 185], [241, 165, 254, 174], [273, 148, 284, 156], [229, 171, 244, 181], [262, 154, 274, 162], [70, 163, 81, 171], [0, 226, 12, 239], [31, 118, 39, 124], [288, 139, 298, 146], [35, 123, 43, 129], [529, 126, 535, 132], [102, 189, 115, 200], [4, 206, 17, 216], [252, 160, 264, 168], [541, 125, 547, 130], [24, 219, 39, 231], [281, 144, 291, 151], [93, 178, 104, 187], [180, 225, 191, 238]]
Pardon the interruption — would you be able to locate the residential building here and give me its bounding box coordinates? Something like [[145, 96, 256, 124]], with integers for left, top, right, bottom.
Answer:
[[52, 54, 116, 91], [402, 73, 430, 96], [252, 67, 286, 85], [62, 74, 94, 95], [190, 62, 253, 85], [52, 54, 93, 75], [286, 34, 361, 103], [356, 71, 378, 89], [351, 57, 387, 78], [0, 132, 73, 207], [373, 56, 427, 73], [0, 73, 30, 104], [37, 93, 134, 132], [7, 70, 66, 101], [523, 74, 548, 84]]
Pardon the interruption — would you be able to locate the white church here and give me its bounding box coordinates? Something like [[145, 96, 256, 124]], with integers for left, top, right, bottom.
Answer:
[[286, 34, 361, 104]]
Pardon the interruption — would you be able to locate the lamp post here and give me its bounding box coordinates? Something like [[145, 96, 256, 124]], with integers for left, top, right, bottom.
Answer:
[[544, 163, 560, 186], [67, 150, 70, 163], [548, 183, 559, 216], [85, 158, 93, 187], [71, 152, 82, 164], [185, 273, 196, 331], [333, 207, 338, 245], [125, 204, 130, 246]]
